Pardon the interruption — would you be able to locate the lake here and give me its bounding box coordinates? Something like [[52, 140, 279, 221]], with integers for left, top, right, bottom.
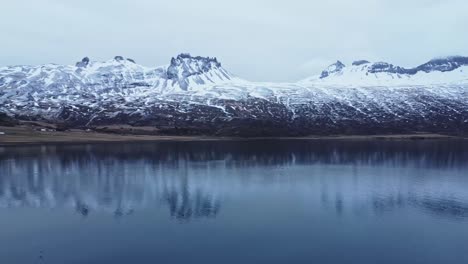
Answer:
[[0, 140, 467, 264]]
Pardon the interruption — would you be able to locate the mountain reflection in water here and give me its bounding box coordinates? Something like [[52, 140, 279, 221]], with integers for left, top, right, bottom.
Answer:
[[0, 140, 467, 221]]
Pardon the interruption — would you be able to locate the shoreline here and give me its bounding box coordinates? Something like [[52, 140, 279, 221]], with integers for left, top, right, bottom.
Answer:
[[0, 126, 466, 146]]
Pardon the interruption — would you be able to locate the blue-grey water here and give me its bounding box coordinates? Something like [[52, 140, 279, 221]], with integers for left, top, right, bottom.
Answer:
[[0, 140, 468, 264]]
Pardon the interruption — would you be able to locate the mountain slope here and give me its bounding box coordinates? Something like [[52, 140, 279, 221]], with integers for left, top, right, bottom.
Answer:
[[1, 54, 468, 136], [301, 56, 468, 86]]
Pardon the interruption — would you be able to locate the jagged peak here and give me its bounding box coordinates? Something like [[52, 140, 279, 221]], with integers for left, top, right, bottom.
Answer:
[[171, 53, 221, 67], [164, 53, 232, 91], [317, 55, 468, 79], [366, 56, 468, 75], [167, 53, 224, 79], [367, 61, 411, 74], [320, 60, 346, 79], [416, 56, 468, 73], [76, 57, 90, 67]]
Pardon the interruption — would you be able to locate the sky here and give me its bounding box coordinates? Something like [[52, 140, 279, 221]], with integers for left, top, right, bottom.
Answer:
[[1, 0, 468, 82]]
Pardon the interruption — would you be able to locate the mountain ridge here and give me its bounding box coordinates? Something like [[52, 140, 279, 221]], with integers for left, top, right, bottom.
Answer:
[[1, 54, 468, 136], [4, 54, 468, 82]]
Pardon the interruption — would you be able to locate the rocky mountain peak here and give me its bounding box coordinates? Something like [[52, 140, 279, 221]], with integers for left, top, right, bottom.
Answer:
[[167, 53, 225, 82], [367, 62, 411, 74], [169, 53, 221, 69], [320, 61, 346, 79], [163, 54, 232, 91], [76, 57, 90, 67], [415, 56, 468, 73]]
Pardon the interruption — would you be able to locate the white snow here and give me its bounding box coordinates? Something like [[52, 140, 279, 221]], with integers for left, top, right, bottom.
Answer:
[[1, 55, 468, 122]]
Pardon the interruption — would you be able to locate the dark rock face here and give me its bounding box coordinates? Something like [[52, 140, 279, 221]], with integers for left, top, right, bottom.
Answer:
[[175, 53, 221, 67], [367, 62, 413, 74], [321, 56, 468, 77], [415, 56, 468, 73], [0, 112, 18, 126], [320, 61, 346, 78], [367, 57, 468, 75], [166, 53, 228, 90], [167, 53, 222, 80], [75, 57, 90, 67]]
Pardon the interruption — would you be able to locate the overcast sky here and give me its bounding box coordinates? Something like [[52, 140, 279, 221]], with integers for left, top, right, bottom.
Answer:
[[1, 0, 468, 81]]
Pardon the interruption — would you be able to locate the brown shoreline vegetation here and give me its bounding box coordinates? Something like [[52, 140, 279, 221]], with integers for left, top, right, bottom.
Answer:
[[0, 124, 466, 146]]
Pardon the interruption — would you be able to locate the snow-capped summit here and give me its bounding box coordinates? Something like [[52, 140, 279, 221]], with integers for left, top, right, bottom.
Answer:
[[0, 54, 240, 97], [320, 61, 346, 79], [1, 54, 468, 136], [303, 56, 468, 86], [415, 56, 468, 73], [166, 53, 234, 91]]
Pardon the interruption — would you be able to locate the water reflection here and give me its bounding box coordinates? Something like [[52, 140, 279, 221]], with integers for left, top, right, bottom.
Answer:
[[0, 140, 467, 221]]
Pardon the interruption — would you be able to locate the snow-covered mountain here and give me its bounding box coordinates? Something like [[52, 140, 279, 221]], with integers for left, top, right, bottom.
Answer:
[[301, 56, 468, 86], [1, 54, 468, 136]]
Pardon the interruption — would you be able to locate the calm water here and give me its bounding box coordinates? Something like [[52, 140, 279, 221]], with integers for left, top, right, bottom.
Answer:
[[0, 140, 468, 264]]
